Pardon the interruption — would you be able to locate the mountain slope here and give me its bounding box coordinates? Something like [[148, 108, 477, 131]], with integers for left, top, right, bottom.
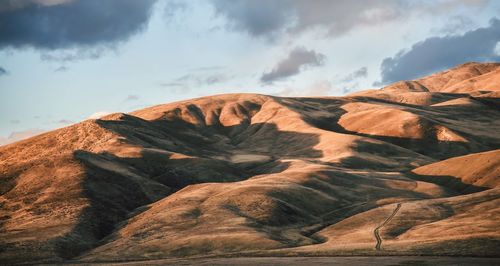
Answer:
[[412, 149, 500, 192], [1, 63, 499, 264]]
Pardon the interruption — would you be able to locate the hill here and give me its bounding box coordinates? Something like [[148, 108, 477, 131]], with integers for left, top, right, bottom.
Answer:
[[1, 62, 499, 264]]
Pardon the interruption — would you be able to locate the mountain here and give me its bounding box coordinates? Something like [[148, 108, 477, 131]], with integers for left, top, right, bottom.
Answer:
[[1, 62, 499, 264]]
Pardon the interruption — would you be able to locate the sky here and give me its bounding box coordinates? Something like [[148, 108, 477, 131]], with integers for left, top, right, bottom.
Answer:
[[0, 0, 499, 145]]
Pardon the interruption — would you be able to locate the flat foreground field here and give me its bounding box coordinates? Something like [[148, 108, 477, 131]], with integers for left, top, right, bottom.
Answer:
[[58, 256, 500, 266]]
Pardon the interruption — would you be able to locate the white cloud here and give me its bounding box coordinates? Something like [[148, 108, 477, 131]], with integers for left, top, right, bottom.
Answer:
[[495, 41, 500, 56], [87, 111, 112, 119]]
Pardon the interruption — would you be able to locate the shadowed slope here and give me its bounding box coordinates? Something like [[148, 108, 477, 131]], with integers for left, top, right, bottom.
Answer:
[[0, 120, 173, 262], [281, 188, 500, 257]]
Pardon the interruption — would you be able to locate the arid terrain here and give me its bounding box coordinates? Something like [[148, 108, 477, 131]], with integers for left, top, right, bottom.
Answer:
[[1, 62, 499, 265]]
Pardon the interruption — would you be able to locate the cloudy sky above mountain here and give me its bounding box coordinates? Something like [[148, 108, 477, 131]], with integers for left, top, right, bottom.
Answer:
[[0, 0, 499, 141]]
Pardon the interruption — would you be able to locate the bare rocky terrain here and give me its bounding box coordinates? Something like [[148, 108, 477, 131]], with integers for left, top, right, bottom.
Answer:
[[1, 62, 499, 265]]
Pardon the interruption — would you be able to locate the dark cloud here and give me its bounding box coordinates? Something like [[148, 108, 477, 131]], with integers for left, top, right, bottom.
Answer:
[[0, 66, 7, 76], [378, 18, 500, 85], [10, 120, 20, 124], [261, 47, 325, 84], [340, 67, 368, 83], [125, 95, 140, 101], [40, 48, 105, 62], [211, 0, 293, 37], [210, 0, 486, 38], [0, 0, 156, 55], [0, 0, 70, 12]]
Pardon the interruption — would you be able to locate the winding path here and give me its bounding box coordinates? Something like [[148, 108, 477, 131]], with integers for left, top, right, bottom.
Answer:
[[374, 203, 402, 250]]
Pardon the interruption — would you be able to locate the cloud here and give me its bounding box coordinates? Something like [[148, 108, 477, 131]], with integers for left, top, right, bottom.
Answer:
[[125, 95, 140, 101], [0, 128, 46, 146], [210, 0, 487, 38], [0, 66, 7, 76], [54, 66, 68, 72], [159, 82, 191, 94], [261, 47, 325, 84], [431, 15, 476, 35], [10, 120, 20, 124], [163, 0, 189, 23], [204, 74, 226, 85], [211, 0, 293, 37], [340, 67, 368, 83], [57, 119, 73, 124], [340, 82, 363, 94], [334, 67, 368, 94], [378, 18, 500, 85], [87, 111, 112, 119], [0, 0, 156, 58], [0, 0, 73, 12], [164, 72, 230, 90], [40, 48, 106, 62]]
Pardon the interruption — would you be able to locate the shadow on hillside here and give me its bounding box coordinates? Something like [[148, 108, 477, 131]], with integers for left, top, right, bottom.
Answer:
[[472, 95, 500, 111], [406, 172, 488, 194], [241, 97, 493, 245], [287, 97, 494, 186], [258, 160, 488, 247], [278, 97, 494, 190], [53, 118, 323, 259], [277, 96, 498, 160]]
